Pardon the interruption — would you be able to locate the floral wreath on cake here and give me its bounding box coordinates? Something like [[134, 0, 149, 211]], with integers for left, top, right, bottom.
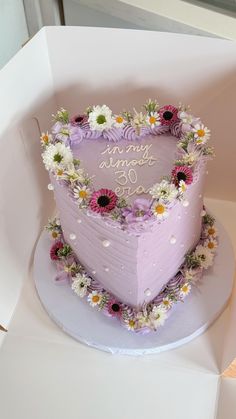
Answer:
[[46, 212, 218, 333], [41, 99, 214, 233]]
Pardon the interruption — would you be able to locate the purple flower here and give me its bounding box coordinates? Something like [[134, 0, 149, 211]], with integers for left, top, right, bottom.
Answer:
[[122, 198, 152, 223], [52, 122, 83, 145]]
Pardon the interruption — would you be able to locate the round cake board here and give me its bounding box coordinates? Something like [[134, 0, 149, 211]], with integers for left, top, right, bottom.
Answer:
[[33, 219, 235, 355]]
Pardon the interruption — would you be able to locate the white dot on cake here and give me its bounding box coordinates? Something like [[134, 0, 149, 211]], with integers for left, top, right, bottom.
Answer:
[[104, 266, 109, 272], [121, 265, 124, 270], [177, 214, 181, 220], [77, 219, 82, 224], [125, 239, 130, 244], [69, 233, 76, 240], [102, 239, 110, 248], [47, 183, 54, 190], [92, 270, 96, 275], [144, 288, 151, 297], [183, 200, 189, 207], [170, 235, 177, 244], [153, 262, 156, 267]]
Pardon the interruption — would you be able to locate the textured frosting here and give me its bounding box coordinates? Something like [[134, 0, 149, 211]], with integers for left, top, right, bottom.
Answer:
[[51, 132, 206, 308]]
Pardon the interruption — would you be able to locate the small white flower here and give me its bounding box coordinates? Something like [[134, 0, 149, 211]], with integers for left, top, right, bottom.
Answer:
[[40, 131, 52, 146], [132, 110, 146, 129], [161, 296, 173, 310], [74, 185, 91, 204], [178, 111, 195, 125], [87, 291, 103, 307], [113, 115, 125, 128], [194, 245, 214, 269], [151, 202, 169, 220], [179, 283, 191, 298], [124, 318, 137, 331], [193, 123, 210, 144], [71, 273, 91, 298], [178, 180, 187, 194], [149, 306, 168, 328], [88, 105, 113, 131], [183, 268, 197, 281], [204, 225, 218, 238], [149, 180, 178, 203], [204, 238, 218, 251], [146, 111, 161, 128], [42, 142, 73, 171]]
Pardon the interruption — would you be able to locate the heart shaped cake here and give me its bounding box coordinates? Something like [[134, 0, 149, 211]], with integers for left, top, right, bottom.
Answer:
[[41, 99, 217, 333]]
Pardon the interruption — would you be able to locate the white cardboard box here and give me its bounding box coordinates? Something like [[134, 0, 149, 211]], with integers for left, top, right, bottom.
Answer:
[[0, 26, 236, 419]]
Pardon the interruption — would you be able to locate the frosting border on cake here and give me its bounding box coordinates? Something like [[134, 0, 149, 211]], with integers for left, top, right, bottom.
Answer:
[[41, 100, 214, 235], [46, 211, 218, 333]]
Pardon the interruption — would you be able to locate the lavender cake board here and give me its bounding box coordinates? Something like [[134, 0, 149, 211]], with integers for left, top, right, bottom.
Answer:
[[33, 219, 235, 355]]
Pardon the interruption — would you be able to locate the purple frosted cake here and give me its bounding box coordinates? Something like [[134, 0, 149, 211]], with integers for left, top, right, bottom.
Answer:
[[41, 99, 218, 333]]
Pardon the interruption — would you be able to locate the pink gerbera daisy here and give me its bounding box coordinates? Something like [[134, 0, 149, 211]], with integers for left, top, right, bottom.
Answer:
[[172, 165, 193, 185], [50, 241, 64, 260], [107, 299, 122, 317], [89, 188, 118, 213], [159, 105, 178, 126], [70, 114, 88, 126]]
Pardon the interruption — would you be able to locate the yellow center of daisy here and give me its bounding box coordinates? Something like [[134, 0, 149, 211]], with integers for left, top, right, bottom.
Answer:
[[79, 190, 88, 199], [197, 129, 205, 137], [51, 231, 58, 239], [155, 204, 165, 214], [57, 169, 64, 176], [207, 242, 214, 249], [149, 116, 156, 124], [116, 116, 123, 124], [163, 300, 169, 306], [182, 285, 189, 293], [42, 135, 49, 143], [92, 295, 100, 303], [208, 228, 215, 235], [129, 320, 135, 328]]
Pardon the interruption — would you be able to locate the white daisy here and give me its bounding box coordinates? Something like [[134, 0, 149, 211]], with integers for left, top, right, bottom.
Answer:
[[87, 291, 103, 307], [193, 123, 210, 145], [113, 115, 125, 128], [194, 244, 214, 269], [124, 318, 137, 331], [73, 185, 91, 204], [136, 312, 150, 328], [146, 111, 161, 128], [204, 225, 218, 238], [151, 202, 169, 220], [204, 238, 218, 251], [178, 180, 187, 194], [149, 306, 168, 328], [40, 131, 52, 146], [149, 180, 178, 203], [179, 283, 191, 298], [71, 273, 91, 298], [42, 142, 73, 171], [161, 296, 173, 310], [88, 105, 113, 131]]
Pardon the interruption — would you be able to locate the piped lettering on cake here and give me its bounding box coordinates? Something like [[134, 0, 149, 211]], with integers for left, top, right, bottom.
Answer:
[[99, 143, 158, 198]]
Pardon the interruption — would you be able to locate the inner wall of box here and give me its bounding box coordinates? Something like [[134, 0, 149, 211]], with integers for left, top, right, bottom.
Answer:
[[42, 27, 236, 203]]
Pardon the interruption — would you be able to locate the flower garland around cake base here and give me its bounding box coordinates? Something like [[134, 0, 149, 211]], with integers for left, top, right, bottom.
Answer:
[[46, 211, 218, 333]]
